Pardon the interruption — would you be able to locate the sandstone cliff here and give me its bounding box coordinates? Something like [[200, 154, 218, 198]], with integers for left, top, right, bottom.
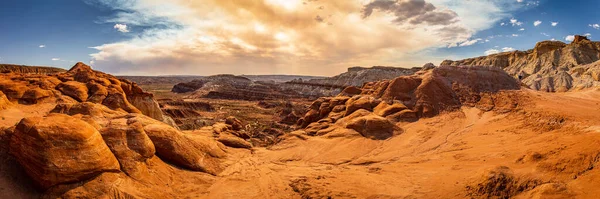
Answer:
[[441, 35, 600, 92]]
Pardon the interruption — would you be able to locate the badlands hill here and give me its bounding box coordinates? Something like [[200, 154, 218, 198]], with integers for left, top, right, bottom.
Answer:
[[2, 62, 600, 198], [442, 35, 600, 92], [0, 64, 66, 74], [307, 65, 426, 87], [172, 74, 342, 100]]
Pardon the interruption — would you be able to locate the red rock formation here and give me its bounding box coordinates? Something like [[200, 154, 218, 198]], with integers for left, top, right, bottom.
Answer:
[[9, 114, 120, 190], [297, 65, 520, 139]]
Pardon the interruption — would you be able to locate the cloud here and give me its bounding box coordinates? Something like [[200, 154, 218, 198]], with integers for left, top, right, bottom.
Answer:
[[485, 46, 514, 55], [565, 35, 575, 42], [519, 28, 525, 31], [590, 24, 600, 30], [113, 24, 130, 33], [551, 22, 558, 26], [510, 18, 523, 26], [86, 0, 539, 75], [457, 38, 482, 47], [51, 58, 60, 61], [39, 45, 46, 48], [484, 49, 500, 55], [502, 47, 515, 52], [362, 0, 459, 26], [533, 20, 541, 26]]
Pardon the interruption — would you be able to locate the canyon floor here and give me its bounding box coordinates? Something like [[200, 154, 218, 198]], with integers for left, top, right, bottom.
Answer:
[[3, 87, 600, 198]]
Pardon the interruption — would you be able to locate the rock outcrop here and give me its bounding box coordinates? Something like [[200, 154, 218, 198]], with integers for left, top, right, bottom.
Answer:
[[441, 35, 600, 92], [9, 114, 120, 190], [297, 65, 520, 139], [0, 91, 11, 110], [0, 62, 176, 126]]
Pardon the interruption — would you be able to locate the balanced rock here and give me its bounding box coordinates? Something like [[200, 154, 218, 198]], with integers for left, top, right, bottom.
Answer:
[[9, 114, 120, 190]]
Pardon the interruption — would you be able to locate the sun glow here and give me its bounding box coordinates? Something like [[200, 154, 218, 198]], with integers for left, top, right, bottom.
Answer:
[[265, 0, 301, 10]]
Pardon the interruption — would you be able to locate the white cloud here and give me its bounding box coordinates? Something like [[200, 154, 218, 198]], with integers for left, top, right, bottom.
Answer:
[[565, 35, 575, 42], [517, 0, 523, 2], [485, 46, 515, 55], [533, 20, 542, 26], [51, 58, 60, 61], [484, 49, 500, 55], [502, 47, 515, 52], [584, 33, 592, 37], [510, 18, 523, 26], [457, 38, 482, 47], [86, 0, 540, 75], [511, 34, 519, 37], [551, 22, 558, 26], [113, 24, 130, 33], [590, 24, 600, 30], [541, 32, 550, 37], [39, 45, 46, 48], [519, 28, 525, 31]]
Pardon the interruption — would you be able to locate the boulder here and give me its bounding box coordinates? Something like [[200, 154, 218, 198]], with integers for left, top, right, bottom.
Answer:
[[0, 80, 28, 100], [102, 85, 141, 114], [9, 114, 120, 190], [225, 116, 244, 131], [141, 122, 226, 175], [217, 135, 253, 149], [340, 86, 362, 96], [386, 109, 418, 122], [344, 96, 381, 116], [20, 87, 53, 104], [373, 101, 408, 117], [100, 121, 155, 179], [56, 81, 89, 102], [344, 114, 399, 140], [86, 82, 108, 103]]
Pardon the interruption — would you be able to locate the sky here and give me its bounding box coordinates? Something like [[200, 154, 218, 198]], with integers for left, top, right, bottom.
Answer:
[[1, 0, 599, 76]]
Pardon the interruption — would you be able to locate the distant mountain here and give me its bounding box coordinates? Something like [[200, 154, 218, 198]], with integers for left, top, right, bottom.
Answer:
[[241, 75, 325, 83], [306, 65, 428, 87], [441, 35, 600, 92]]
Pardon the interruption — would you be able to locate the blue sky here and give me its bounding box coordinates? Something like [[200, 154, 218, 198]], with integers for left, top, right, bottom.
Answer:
[[1, 0, 599, 75]]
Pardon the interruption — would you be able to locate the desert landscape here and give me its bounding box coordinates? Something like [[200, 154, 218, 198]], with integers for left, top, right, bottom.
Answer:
[[1, 36, 600, 199], [3, 0, 600, 198]]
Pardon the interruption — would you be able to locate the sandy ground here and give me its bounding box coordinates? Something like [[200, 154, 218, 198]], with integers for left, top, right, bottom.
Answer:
[[2, 88, 600, 198], [201, 88, 600, 198]]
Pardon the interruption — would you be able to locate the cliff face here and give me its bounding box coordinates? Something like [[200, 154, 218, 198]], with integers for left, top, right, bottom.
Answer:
[[0, 64, 66, 74], [308, 66, 423, 87], [441, 36, 600, 92]]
